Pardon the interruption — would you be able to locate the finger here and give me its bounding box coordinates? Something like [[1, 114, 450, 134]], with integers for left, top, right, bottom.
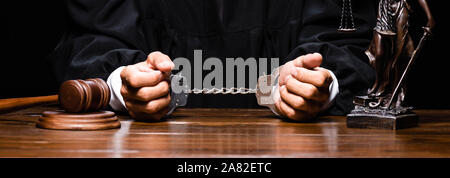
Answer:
[[293, 53, 322, 69], [280, 85, 320, 112], [291, 67, 332, 88], [280, 53, 323, 86], [121, 65, 163, 88], [278, 97, 310, 121], [285, 76, 329, 102], [126, 94, 171, 115], [147, 51, 174, 72], [121, 81, 170, 102], [275, 96, 293, 118], [279, 61, 295, 86]]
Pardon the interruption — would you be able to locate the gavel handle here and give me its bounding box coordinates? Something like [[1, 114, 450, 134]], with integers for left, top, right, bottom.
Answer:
[[0, 95, 58, 113]]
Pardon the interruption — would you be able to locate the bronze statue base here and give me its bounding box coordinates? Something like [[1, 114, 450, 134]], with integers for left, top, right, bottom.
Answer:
[[346, 96, 418, 130]]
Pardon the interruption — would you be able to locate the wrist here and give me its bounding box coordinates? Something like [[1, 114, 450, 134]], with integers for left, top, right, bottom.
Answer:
[[107, 66, 127, 112], [321, 69, 339, 111]]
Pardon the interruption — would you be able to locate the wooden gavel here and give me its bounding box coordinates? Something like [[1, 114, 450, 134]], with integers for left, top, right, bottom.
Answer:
[[0, 78, 110, 113], [58, 78, 110, 113]]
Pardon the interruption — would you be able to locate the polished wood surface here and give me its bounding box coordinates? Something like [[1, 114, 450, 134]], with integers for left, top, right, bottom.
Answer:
[[0, 104, 449, 157]]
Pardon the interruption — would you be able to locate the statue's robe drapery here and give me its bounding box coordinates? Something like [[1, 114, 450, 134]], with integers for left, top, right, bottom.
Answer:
[[366, 0, 414, 106]]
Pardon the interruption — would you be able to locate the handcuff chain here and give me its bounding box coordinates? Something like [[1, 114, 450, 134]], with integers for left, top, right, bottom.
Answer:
[[189, 88, 257, 94]]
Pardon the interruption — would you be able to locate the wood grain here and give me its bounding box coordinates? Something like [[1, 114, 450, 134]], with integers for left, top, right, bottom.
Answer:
[[0, 104, 449, 157]]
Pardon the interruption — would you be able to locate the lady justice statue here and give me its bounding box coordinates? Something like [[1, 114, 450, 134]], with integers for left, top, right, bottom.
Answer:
[[367, 0, 435, 107], [347, 0, 435, 130]]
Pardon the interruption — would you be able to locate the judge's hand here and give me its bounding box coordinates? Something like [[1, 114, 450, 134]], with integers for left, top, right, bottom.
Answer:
[[275, 53, 332, 121], [120, 51, 174, 121]]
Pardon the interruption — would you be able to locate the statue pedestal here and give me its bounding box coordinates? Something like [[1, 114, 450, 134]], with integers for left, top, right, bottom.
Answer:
[[346, 96, 418, 130]]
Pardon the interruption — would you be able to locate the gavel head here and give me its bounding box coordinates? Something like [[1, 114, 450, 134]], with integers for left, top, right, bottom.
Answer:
[[59, 78, 110, 113]]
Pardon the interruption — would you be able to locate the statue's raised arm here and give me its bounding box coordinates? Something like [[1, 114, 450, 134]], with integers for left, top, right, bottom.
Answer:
[[418, 0, 435, 33]]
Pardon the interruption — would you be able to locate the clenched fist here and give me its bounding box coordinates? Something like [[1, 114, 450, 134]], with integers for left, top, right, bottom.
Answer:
[[275, 53, 332, 121], [120, 51, 174, 121]]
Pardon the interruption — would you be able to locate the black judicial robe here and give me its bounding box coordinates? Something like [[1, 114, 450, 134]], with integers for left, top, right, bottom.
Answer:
[[48, 0, 378, 115]]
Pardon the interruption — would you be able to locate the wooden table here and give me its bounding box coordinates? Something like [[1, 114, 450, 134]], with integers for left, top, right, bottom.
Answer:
[[0, 104, 449, 158]]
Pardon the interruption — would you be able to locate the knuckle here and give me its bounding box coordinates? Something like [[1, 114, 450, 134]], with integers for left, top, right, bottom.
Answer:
[[291, 102, 301, 110], [127, 75, 138, 87], [120, 66, 131, 79], [145, 101, 158, 113], [148, 51, 160, 58], [279, 102, 293, 118], [293, 98, 305, 110], [303, 86, 316, 99], [120, 68, 127, 79], [124, 101, 133, 110], [316, 75, 327, 87], [279, 86, 287, 96], [294, 56, 304, 66], [150, 51, 167, 62], [147, 52, 159, 64], [275, 100, 281, 110], [286, 78, 295, 90], [280, 89, 290, 101], [136, 87, 152, 101], [160, 53, 170, 61], [160, 81, 170, 94], [284, 61, 293, 69], [322, 70, 332, 84], [120, 86, 128, 97], [150, 72, 162, 83], [286, 110, 297, 120]]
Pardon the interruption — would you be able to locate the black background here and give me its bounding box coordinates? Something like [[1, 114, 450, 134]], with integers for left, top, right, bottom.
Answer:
[[0, 158, 448, 177], [1, 0, 449, 109]]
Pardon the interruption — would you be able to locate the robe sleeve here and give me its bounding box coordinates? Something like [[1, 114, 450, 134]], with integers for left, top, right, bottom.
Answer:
[[48, 0, 148, 85], [284, 0, 378, 115]]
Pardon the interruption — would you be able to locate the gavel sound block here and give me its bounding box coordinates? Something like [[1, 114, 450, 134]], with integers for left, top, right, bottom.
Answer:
[[36, 78, 121, 131]]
